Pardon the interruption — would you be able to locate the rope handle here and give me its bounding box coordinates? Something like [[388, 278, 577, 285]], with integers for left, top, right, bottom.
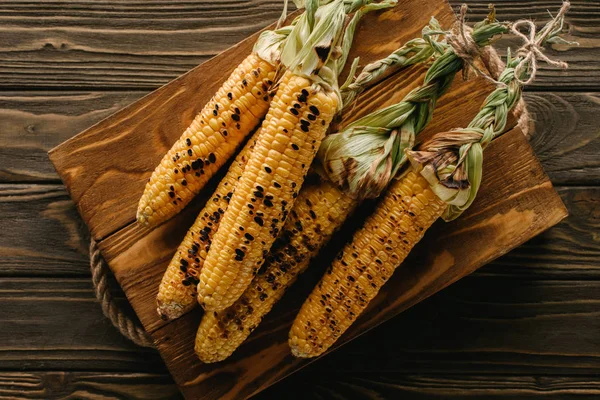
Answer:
[[89, 239, 155, 348]]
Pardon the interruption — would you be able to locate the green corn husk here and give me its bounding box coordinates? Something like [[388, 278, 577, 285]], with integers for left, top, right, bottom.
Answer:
[[318, 9, 509, 199], [341, 16, 446, 105], [408, 1, 572, 221], [280, 0, 397, 109]]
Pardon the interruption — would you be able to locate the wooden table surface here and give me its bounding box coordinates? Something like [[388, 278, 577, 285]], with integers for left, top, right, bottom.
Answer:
[[1, 0, 598, 398]]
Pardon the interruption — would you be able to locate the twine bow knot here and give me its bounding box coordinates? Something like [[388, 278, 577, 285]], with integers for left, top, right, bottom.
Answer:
[[511, 2, 570, 85]]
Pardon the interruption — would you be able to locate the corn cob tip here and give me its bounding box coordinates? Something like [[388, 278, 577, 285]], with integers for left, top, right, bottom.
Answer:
[[156, 300, 188, 321], [288, 338, 321, 358], [136, 209, 150, 226]]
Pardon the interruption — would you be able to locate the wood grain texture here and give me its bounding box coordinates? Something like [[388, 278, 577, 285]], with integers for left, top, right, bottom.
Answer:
[[526, 92, 600, 186], [263, 374, 600, 399], [0, 277, 165, 371], [0, 91, 145, 183], [0, 0, 595, 90], [0, 372, 181, 400], [0, 184, 89, 276]]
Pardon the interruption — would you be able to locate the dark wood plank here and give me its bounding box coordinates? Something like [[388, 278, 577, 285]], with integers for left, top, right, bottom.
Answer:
[[0, 372, 180, 400], [0, 184, 89, 276], [3, 372, 600, 400], [0, 91, 145, 183], [0, 0, 595, 89], [264, 373, 600, 399], [3, 91, 597, 185], [0, 182, 594, 285], [526, 92, 600, 186], [0, 277, 165, 371]]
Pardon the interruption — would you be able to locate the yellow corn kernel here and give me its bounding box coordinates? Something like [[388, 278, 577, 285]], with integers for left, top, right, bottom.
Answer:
[[156, 133, 258, 321], [195, 179, 358, 362], [289, 169, 447, 358], [198, 72, 339, 312], [137, 54, 276, 227]]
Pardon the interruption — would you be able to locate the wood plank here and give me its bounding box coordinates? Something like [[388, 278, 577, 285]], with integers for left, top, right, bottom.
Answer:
[[526, 92, 600, 186], [1, 276, 600, 376], [0, 277, 165, 371], [0, 372, 180, 399], [2, 91, 599, 185], [3, 371, 600, 399], [0, 91, 144, 183], [0, 0, 595, 89], [265, 373, 600, 399], [1, 182, 590, 281], [149, 127, 567, 400], [0, 184, 89, 276], [0, 183, 595, 282]]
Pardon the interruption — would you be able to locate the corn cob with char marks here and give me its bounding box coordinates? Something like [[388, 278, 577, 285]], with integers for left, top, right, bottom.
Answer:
[[195, 178, 357, 362], [156, 134, 258, 320], [289, 170, 444, 357], [136, 9, 302, 227], [137, 54, 276, 227], [289, 3, 571, 358], [197, 0, 359, 312], [198, 71, 338, 311]]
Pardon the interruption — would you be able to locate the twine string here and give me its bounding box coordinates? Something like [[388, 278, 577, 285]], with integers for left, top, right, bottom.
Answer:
[[446, 4, 505, 86], [511, 1, 570, 85], [89, 239, 154, 348]]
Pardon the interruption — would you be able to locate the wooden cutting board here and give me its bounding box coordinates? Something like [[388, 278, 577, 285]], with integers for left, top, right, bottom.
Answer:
[[48, 0, 568, 398]]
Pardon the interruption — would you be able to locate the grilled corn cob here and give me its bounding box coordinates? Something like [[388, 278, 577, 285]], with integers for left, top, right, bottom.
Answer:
[[156, 133, 258, 320], [195, 178, 357, 362], [199, 72, 338, 311], [137, 54, 276, 227], [136, 5, 305, 227], [198, 0, 353, 312], [289, 169, 445, 357]]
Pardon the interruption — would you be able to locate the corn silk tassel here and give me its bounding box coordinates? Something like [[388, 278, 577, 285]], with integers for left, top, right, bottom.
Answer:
[[197, 0, 399, 312], [193, 9, 503, 362], [157, 0, 394, 321], [137, 1, 305, 227], [289, 1, 572, 358]]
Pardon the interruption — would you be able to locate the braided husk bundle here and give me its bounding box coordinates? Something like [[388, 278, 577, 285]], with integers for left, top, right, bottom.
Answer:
[[408, 1, 572, 221]]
